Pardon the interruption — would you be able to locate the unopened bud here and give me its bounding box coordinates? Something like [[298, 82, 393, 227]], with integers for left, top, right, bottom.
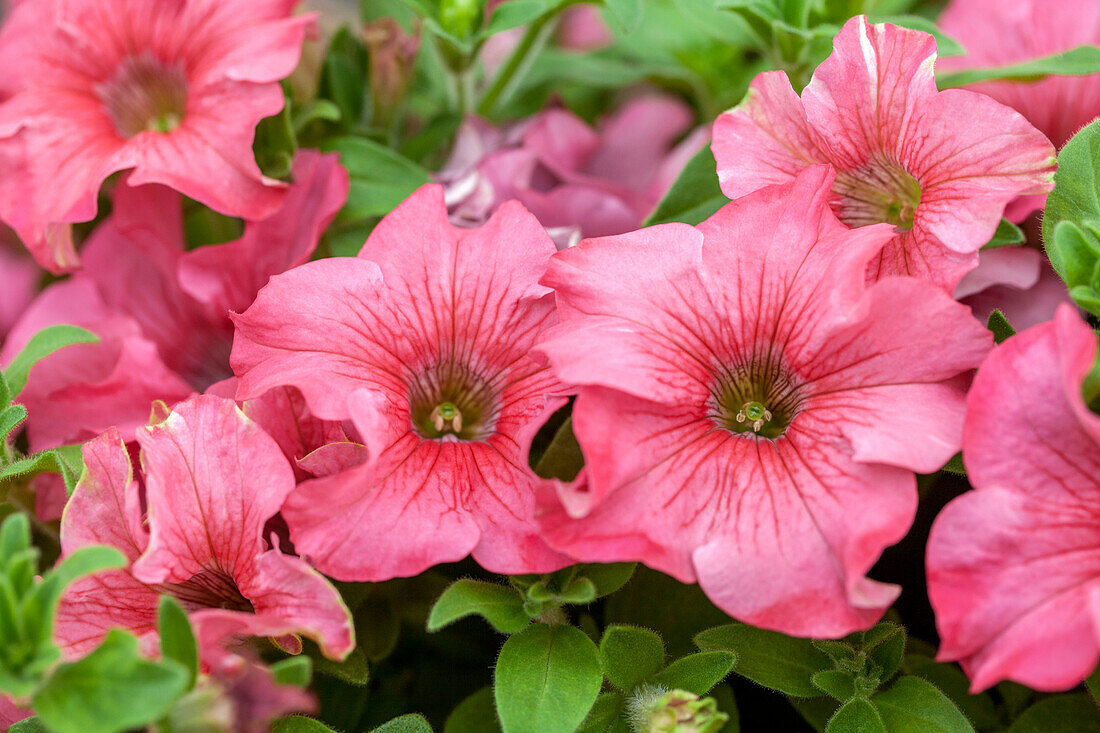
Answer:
[[628, 685, 729, 733]]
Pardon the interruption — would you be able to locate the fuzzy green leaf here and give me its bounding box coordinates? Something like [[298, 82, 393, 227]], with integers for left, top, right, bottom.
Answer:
[[4, 325, 99, 398], [599, 625, 665, 690], [827, 698, 886, 733], [494, 623, 602, 733], [938, 45, 1100, 88], [33, 629, 189, 733], [871, 676, 975, 733], [427, 579, 528, 634], [157, 595, 198, 690], [695, 624, 830, 697], [643, 146, 729, 227], [652, 651, 737, 696]]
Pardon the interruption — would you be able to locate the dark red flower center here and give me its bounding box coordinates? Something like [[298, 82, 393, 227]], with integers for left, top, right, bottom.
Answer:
[[833, 157, 922, 232], [163, 569, 254, 613], [707, 358, 802, 439], [408, 361, 501, 441], [96, 51, 188, 139]]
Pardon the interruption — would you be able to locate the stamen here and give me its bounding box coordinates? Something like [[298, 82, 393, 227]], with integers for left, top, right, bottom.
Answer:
[[430, 401, 463, 434]]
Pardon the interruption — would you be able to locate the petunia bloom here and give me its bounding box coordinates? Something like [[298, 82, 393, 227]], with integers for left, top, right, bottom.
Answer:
[[954, 245, 1074, 332], [0, 0, 313, 271], [54, 395, 354, 661], [939, 0, 1100, 151], [927, 306, 1100, 692], [231, 184, 573, 581], [1, 150, 347, 453], [712, 15, 1056, 291], [534, 166, 992, 637], [439, 95, 706, 247]]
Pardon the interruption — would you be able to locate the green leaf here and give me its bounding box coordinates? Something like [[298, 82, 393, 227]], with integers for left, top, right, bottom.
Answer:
[[254, 102, 297, 180], [323, 136, 432, 221], [494, 623, 602, 733], [599, 625, 665, 690], [983, 219, 1026, 249], [49, 545, 127, 590], [0, 404, 26, 443], [867, 624, 906, 680], [0, 448, 79, 487], [813, 670, 857, 701], [987, 310, 1016, 345], [695, 624, 831, 697], [1050, 220, 1100, 316], [485, 0, 551, 35], [556, 577, 597, 605], [1087, 664, 1100, 705], [8, 718, 49, 733], [1044, 119, 1100, 247], [578, 563, 636, 599], [827, 698, 887, 733], [157, 595, 198, 690], [938, 45, 1100, 88], [311, 641, 371, 686], [533, 417, 584, 481], [373, 713, 434, 732], [900, 656, 999, 731], [577, 692, 624, 733], [871, 676, 975, 733], [427, 579, 528, 634], [4, 325, 99, 398], [1006, 694, 1100, 732], [33, 629, 189, 733], [271, 656, 313, 688], [445, 686, 502, 733], [319, 26, 369, 130], [652, 651, 737, 696], [603, 0, 644, 35], [643, 146, 729, 227], [0, 512, 30, 561], [273, 717, 341, 733]]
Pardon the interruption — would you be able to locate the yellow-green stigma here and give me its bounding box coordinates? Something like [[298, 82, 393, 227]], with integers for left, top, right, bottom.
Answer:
[[430, 401, 462, 434], [735, 401, 772, 433]]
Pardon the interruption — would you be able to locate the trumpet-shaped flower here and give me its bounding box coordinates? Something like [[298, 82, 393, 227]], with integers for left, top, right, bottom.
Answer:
[[535, 167, 992, 637], [232, 184, 573, 581], [2, 150, 347, 452], [927, 306, 1100, 691], [712, 16, 1055, 291], [54, 395, 354, 661], [0, 0, 313, 271]]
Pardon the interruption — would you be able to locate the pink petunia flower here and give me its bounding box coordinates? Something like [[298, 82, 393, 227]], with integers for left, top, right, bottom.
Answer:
[[439, 95, 706, 247], [54, 395, 354, 661], [1, 150, 348, 453], [0, 234, 40, 341], [954, 245, 1074, 332], [231, 184, 573, 581], [712, 15, 1056, 291], [534, 166, 992, 637], [939, 0, 1100, 151], [0, 0, 314, 272], [927, 305, 1100, 692]]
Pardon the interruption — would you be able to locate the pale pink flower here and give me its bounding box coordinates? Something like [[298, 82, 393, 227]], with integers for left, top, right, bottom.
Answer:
[[55, 395, 354, 661], [939, 0, 1100, 150], [440, 95, 705, 247], [0, 695, 31, 728], [712, 16, 1055, 291], [1, 150, 347, 452], [231, 184, 573, 581], [535, 167, 992, 637], [0, 235, 39, 341], [955, 245, 1074, 331], [927, 305, 1100, 692], [0, 0, 313, 271]]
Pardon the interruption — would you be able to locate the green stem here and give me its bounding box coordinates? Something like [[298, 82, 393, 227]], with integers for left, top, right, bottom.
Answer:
[[476, 10, 561, 117]]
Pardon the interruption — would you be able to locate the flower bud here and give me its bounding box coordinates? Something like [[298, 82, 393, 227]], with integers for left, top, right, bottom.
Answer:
[[629, 686, 730, 733]]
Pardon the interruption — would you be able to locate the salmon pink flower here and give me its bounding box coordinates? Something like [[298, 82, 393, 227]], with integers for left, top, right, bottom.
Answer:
[[54, 395, 355, 661], [534, 167, 992, 637], [939, 0, 1100, 150], [954, 246, 1074, 331], [231, 184, 573, 581], [2, 150, 347, 452], [0, 0, 313, 271], [712, 16, 1056, 291], [927, 306, 1100, 691]]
